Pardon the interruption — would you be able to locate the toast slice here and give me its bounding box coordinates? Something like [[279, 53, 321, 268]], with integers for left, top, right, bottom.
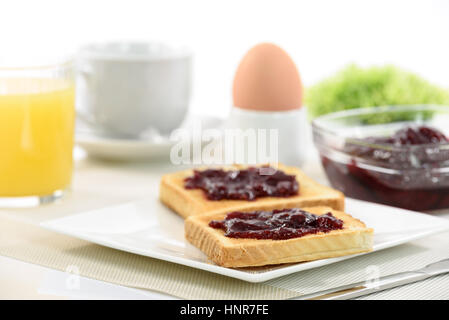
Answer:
[[185, 206, 373, 268], [160, 164, 344, 219]]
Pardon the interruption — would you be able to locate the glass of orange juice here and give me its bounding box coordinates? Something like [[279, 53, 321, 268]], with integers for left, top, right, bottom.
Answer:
[[0, 60, 75, 206]]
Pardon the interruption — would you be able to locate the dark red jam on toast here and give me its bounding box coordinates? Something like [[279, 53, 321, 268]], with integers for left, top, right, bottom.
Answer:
[[184, 167, 299, 201], [209, 208, 344, 240], [322, 126, 449, 211]]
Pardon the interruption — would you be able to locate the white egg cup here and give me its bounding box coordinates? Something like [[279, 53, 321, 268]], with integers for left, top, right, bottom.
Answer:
[[223, 107, 307, 167]]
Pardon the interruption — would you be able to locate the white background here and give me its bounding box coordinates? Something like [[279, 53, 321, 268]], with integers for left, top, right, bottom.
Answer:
[[1, 0, 448, 117]]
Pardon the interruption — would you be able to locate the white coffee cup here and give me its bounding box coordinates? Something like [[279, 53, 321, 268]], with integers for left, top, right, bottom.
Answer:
[[76, 42, 192, 137]]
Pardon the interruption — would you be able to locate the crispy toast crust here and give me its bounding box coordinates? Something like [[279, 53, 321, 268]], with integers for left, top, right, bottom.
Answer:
[[185, 206, 373, 268], [160, 164, 345, 219]]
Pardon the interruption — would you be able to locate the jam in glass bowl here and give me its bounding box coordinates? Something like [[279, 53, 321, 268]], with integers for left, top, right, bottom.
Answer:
[[312, 105, 449, 212]]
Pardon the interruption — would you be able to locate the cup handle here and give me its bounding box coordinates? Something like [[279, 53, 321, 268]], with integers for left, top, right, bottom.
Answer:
[[77, 64, 93, 83], [75, 62, 97, 127], [76, 110, 97, 128]]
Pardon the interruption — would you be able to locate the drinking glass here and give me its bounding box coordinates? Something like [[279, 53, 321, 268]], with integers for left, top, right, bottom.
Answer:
[[0, 60, 75, 206]]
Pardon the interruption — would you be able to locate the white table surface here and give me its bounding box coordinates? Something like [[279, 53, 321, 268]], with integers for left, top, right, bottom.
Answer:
[[1, 145, 449, 300]]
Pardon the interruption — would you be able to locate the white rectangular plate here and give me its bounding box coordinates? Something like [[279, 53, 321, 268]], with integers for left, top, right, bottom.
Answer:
[[41, 198, 449, 282]]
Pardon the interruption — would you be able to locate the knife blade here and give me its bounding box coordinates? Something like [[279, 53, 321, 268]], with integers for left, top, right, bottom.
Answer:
[[297, 258, 449, 300]]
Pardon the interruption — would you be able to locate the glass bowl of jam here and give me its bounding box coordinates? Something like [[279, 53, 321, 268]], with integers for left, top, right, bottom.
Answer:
[[312, 105, 449, 212]]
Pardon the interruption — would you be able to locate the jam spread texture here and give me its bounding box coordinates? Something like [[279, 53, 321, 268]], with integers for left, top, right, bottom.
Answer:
[[184, 167, 299, 201], [322, 126, 449, 211], [209, 208, 344, 240]]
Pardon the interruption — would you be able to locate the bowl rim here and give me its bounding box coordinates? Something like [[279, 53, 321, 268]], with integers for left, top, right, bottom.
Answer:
[[312, 104, 449, 151]]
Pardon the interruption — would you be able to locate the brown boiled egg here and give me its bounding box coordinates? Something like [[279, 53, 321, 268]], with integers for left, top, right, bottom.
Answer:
[[232, 43, 303, 112]]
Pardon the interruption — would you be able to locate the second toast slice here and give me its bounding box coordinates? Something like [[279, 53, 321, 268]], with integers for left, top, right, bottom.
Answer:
[[160, 164, 344, 219]]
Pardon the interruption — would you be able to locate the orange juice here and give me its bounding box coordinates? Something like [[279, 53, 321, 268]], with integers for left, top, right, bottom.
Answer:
[[0, 78, 75, 197]]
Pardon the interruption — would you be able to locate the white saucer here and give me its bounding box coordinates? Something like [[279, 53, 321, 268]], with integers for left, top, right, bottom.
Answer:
[[76, 134, 174, 161], [75, 115, 224, 161]]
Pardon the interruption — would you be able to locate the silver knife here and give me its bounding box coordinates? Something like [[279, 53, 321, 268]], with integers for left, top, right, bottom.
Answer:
[[297, 258, 449, 300]]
